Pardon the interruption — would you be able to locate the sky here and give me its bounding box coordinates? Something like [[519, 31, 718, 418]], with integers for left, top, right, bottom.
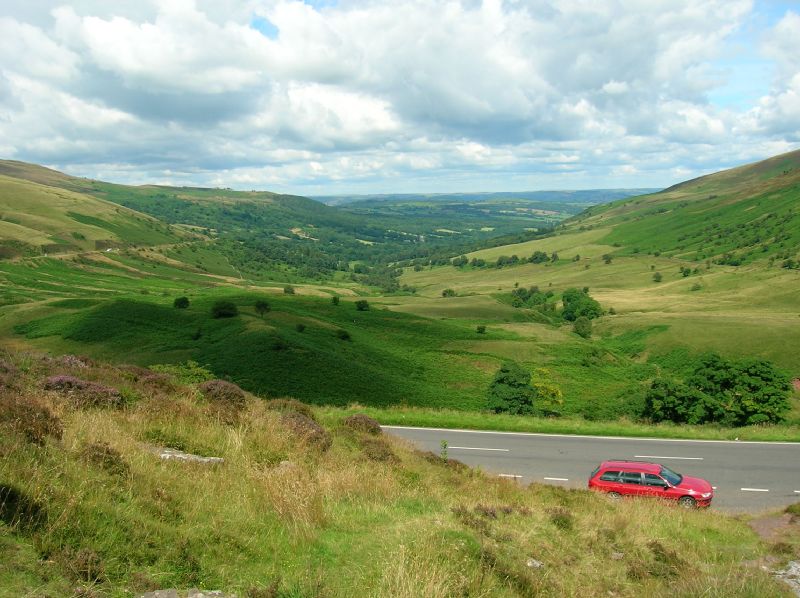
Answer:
[[0, 0, 799, 195]]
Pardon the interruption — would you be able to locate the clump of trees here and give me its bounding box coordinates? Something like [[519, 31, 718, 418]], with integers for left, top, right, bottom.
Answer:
[[643, 353, 790, 427], [173, 296, 189, 309], [561, 288, 602, 321]]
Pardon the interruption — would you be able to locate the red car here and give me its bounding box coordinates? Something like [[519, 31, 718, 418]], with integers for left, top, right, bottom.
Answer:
[[588, 460, 714, 508]]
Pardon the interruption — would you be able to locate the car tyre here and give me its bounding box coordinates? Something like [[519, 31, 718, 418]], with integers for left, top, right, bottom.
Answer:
[[607, 491, 622, 501], [678, 496, 696, 509]]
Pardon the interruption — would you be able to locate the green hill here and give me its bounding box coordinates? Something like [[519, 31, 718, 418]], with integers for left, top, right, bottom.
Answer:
[[0, 174, 183, 258]]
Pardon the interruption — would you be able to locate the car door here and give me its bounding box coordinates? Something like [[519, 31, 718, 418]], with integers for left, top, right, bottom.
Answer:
[[643, 473, 670, 499], [619, 471, 646, 497]]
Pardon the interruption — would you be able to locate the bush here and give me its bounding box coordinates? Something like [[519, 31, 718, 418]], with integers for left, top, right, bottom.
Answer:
[[360, 437, 397, 462], [0, 485, 46, 532], [573, 316, 592, 338], [265, 398, 316, 421], [283, 285, 295, 295], [561, 288, 602, 321], [335, 329, 351, 341], [442, 288, 456, 297], [43, 376, 123, 408], [330, 296, 340, 305], [643, 353, 791, 426], [295, 323, 306, 332], [355, 299, 369, 311], [280, 412, 331, 451], [0, 395, 63, 444], [653, 272, 663, 283], [198, 379, 247, 412], [476, 325, 486, 334], [487, 361, 535, 415], [342, 413, 382, 435], [211, 300, 238, 318], [173, 296, 190, 309], [81, 442, 129, 477]]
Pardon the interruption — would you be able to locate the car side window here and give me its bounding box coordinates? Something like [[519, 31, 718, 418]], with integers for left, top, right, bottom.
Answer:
[[620, 471, 643, 485], [599, 470, 621, 481], [644, 474, 667, 486]]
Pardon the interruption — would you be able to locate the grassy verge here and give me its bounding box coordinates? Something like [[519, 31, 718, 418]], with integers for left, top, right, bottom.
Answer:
[[0, 350, 794, 597], [319, 405, 800, 442]]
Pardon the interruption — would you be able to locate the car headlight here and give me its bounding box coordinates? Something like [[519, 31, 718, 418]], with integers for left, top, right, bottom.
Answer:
[[701, 492, 712, 498]]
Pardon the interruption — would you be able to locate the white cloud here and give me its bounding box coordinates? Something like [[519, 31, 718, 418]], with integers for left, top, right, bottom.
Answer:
[[0, 0, 797, 193]]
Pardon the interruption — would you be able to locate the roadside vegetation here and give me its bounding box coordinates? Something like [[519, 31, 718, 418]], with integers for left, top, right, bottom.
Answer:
[[0, 351, 795, 597]]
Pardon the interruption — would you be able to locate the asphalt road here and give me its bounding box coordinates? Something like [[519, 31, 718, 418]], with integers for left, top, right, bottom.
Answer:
[[384, 425, 800, 512]]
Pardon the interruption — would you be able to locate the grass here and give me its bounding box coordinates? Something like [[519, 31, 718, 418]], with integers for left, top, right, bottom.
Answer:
[[0, 351, 794, 597], [319, 405, 800, 442]]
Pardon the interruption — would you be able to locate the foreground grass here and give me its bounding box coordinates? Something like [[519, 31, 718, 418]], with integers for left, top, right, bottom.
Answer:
[[320, 405, 800, 442], [0, 352, 794, 597]]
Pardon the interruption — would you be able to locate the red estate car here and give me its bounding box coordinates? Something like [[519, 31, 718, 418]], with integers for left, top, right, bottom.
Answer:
[[588, 460, 714, 508]]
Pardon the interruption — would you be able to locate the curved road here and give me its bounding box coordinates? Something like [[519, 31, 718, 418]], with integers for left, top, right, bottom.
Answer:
[[385, 425, 800, 512]]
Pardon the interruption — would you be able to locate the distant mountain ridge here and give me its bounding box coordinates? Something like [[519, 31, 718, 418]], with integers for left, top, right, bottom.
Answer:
[[314, 188, 660, 206]]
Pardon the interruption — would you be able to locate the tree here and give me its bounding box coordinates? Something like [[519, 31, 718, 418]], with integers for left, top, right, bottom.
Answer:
[[335, 329, 351, 341], [487, 361, 536, 415], [173, 296, 190, 309], [211, 300, 238, 319], [476, 325, 486, 334], [643, 353, 790, 426], [355, 299, 369, 311], [561, 288, 602, 321], [653, 272, 663, 283], [442, 288, 456, 297], [573, 316, 592, 338], [295, 323, 306, 332], [283, 285, 295, 295], [254, 299, 271, 318], [331, 296, 340, 305]]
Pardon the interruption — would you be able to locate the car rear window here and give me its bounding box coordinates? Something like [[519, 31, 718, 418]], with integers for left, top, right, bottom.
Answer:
[[620, 471, 643, 484], [599, 470, 621, 481]]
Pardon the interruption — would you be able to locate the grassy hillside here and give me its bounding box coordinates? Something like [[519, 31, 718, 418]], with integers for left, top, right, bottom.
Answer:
[[399, 150, 800, 382], [0, 175, 182, 258], [1, 351, 795, 597]]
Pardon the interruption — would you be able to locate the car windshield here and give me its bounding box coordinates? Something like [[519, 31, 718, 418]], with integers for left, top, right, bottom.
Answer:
[[659, 466, 683, 486]]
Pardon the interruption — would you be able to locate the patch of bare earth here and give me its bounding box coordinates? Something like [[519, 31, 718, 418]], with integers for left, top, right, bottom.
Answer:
[[748, 513, 800, 596]]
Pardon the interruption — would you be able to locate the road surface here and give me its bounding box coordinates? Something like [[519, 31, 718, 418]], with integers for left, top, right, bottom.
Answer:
[[384, 425, 800, 512]]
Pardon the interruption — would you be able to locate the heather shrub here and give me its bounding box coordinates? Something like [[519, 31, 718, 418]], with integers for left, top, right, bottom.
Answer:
[[0, 484, 46, 532], [63, 547, 105, 583], [360, 437, 397, 463], [280, 412, 332, 451], [342, 413, 382, 435], [265, 398, 316, 421], [81, 442, 130, 478], [0, 394, 63, 444], [198, 379, 246, 411], [43, 376, 123, 408]]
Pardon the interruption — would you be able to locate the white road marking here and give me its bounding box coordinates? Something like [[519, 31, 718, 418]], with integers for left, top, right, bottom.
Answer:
[[794, 490, 800, 494], [382, 425, 800, 445], [634, 455, 703, 460], [740, 488, 769, 492], [498, 474, 522, 479], [449, 446, 509, 452], [544, 477, 569, 481]]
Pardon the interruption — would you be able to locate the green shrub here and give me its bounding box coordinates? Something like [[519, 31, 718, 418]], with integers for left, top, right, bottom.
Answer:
[[476, 325, 486, 334], [335, 329, 351, 341], [283, 285, 295, 295], [265, 398, 316, 421], [573, 316, 592, 338], [211, 300, 238, 318], [330, 296, 340, 305], [355, 299, 369, 311], [173, 296, 190, 309], [342, 413, 382, 435], [487, 361, 535, 415]]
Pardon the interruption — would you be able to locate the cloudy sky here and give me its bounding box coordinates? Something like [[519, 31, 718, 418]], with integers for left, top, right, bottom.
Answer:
[[1, 0, 799, 194]]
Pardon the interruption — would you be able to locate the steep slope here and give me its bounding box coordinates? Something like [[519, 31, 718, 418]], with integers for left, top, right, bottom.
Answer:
[[573, 149, 800, 264], [0, 174, 183, 258]]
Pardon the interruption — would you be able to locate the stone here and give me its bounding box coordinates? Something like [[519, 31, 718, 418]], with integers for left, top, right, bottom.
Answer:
[[526, 558, 544, 569]]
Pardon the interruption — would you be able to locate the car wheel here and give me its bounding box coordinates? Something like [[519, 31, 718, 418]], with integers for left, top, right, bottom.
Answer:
[[678, 496, 696, 509], [607, 491, 622, 501]]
